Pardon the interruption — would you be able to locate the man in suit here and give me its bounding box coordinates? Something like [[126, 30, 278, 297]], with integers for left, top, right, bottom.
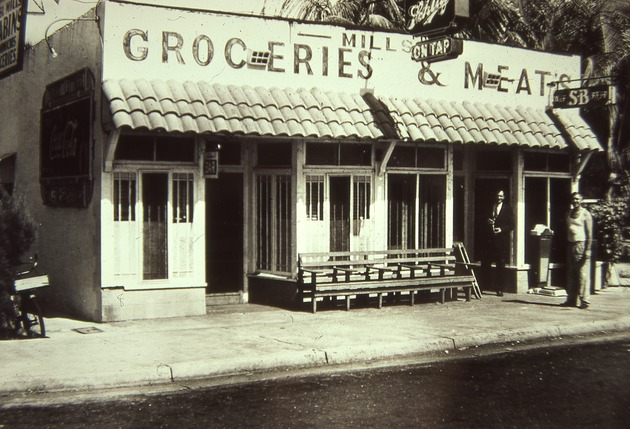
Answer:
[[481, 190, 514, 296]]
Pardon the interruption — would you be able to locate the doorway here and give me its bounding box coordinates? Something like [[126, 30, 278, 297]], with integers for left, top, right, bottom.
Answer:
[[329, 176, 350, 252], [142, 173, 168, 280], [388, 174, 416, 250], [474, 178, 511, 262], [206, 173, 244, 293]]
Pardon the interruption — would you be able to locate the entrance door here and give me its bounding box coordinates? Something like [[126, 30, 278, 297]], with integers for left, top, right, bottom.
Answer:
[[474, 178, 510, 262], [142, 173, 168, 280], [206, 173, 244, 293], [329, 176, 350, 252], [388, 174, 416, 250]]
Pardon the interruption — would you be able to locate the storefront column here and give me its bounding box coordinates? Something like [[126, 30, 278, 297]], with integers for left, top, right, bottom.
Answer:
[[513, 150, 529, 293], [445, 144, 454, 248], [465, 148, 475, 257]]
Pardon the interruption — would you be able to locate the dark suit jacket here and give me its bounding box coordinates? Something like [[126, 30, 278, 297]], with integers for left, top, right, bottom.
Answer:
[[487, 203, 514, 258]]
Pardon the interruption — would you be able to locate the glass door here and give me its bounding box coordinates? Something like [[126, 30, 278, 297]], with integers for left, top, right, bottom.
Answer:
[[329, 176, 350, 252], [142, 173, 168, 280]]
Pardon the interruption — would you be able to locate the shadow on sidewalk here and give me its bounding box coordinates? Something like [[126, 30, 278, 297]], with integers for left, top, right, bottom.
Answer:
[[503, 299, 565, 308]]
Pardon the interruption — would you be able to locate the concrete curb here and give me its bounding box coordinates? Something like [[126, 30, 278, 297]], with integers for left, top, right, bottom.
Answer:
[[2, 291, 629, 396]]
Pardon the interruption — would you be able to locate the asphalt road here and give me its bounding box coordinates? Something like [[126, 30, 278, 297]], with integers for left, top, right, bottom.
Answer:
[[2, 332, 630, 428]]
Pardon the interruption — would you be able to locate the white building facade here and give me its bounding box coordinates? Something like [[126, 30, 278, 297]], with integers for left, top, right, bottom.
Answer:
[[0, 0, 600, 321]]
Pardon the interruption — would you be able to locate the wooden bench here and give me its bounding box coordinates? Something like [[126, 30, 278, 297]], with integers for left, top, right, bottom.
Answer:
[[297, 246, 478, 313]]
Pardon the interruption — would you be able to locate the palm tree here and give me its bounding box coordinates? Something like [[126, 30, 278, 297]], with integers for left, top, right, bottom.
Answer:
[[275, 0, 404, 29], [460, 0, 630, 195]]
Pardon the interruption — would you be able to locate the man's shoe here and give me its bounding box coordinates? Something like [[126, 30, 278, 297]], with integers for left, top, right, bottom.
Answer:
[[579, 303, 589, 310], [559, 301, 573, 307]]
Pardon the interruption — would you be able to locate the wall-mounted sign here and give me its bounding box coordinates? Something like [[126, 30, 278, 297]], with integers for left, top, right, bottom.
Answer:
[[102, 1, 580, 109], [552, 85, 610, 109], [411, 36, 462, 63], [404, 0, 469, 36], [203, 150, 219, 179], [40, 68, 95, 208], [0, 0, 27, 79]]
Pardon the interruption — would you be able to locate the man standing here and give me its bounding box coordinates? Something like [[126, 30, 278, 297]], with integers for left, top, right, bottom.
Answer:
[[481, 190, 514, 296], [561, 192, 593, 309]]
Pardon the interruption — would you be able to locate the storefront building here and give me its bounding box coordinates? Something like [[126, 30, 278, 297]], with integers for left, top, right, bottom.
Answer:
[[0, 1, 601, 321]]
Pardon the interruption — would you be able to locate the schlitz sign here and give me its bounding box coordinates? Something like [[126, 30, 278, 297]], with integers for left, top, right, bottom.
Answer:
[[404, 0, 469, 36], [40, 68, 94, 208]]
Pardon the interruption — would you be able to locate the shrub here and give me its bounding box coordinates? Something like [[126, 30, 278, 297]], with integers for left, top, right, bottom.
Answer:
[[589, 197, 628, 264], [0, 194, 37, 292]]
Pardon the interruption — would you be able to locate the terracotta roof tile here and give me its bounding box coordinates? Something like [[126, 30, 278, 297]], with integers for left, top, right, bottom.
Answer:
[[103, 79, 602, 150]]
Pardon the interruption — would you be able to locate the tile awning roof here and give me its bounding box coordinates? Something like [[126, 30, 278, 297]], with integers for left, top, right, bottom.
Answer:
[[103, 79, 601, 152], [103, 80, 390, 140]]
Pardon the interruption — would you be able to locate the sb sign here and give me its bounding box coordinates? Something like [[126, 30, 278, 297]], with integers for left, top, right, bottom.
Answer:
[[552, 85, 609, 109], [411, 36, 462, 63]]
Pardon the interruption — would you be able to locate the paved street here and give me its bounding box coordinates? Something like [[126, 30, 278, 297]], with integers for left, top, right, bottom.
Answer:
[[2, 332, 630, 428]]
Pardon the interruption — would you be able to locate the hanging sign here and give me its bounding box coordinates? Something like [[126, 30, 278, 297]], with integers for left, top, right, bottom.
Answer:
[[552, 85, 610, 109], [411, 36, 462, 63], [203, 150, 219, 179], [404, 0, 469, 36], [0, 0, 27, 79]]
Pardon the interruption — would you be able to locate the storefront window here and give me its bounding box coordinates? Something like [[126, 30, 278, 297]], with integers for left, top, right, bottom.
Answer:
[[305, 143, 371, 166], [476, 151, 512, 171], [257, 142, 292, 167], [115, 134, 195, 162], [113, 172, 138, 278], [111, 171, 196, 281], [172, 173, 194, 223], [218, 141, 242, 165], [306, 175, 324, 221], [113, 172, 136, 222], [389, 145, 445, 169], [353, 176, 371, 221], [387, 174, 445, 250], [525, 176, 571, 264], [524, 152, 570, 173]]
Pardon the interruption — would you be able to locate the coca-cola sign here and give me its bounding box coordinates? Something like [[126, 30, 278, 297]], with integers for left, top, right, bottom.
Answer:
[[40, 69, 94, 207]]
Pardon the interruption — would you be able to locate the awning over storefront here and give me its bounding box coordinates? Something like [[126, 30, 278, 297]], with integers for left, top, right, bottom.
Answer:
[[103, 79, 391, 140], [375, 97, 601, 152], [103, 79, 602, 152]]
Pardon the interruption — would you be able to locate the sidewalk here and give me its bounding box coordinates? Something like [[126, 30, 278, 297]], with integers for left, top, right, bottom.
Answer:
[[1, 286, 629, 396]]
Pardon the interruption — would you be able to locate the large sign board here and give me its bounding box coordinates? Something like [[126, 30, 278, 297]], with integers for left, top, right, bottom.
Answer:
[[40, 68, 94, 208], [102, 2, 580, 109], [0, 0, 27, 79]]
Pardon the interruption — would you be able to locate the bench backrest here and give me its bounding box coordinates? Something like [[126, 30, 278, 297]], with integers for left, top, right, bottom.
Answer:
[[298, 248, 457, 273]]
